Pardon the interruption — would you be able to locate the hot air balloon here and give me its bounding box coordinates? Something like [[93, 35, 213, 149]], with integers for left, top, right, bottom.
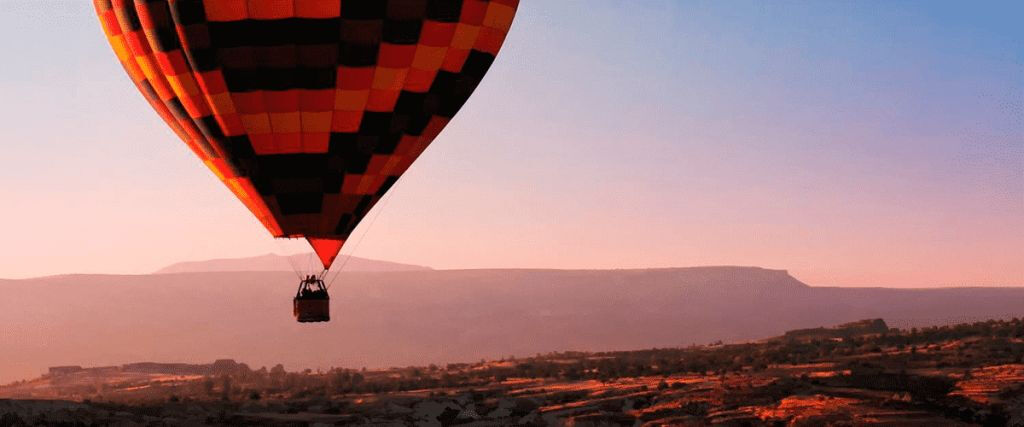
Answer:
[[94, 0, 518, 322]]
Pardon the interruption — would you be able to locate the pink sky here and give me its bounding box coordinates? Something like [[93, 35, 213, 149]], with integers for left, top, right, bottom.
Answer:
[[0, 2, 1020, 287]]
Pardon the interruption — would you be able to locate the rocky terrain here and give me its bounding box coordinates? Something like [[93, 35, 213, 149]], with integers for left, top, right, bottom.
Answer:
[[3, 318, 1024, 425]]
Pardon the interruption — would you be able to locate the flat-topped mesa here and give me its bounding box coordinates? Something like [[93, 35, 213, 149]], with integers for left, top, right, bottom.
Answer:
[[782, 319, 890, 341], [835, 318, 890, 332], [651, 266, 809, 290], [45, 360, 251, 379], [46, 366, 82, 377]]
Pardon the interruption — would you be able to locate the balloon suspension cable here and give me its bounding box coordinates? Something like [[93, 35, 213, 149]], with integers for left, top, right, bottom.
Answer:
[[325, 179, 402, 290], [276, 238, 304, 280]]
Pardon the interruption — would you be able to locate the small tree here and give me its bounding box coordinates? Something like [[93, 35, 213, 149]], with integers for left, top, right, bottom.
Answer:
[[221, 376, 232, 401], [202, 378, 215, 395]]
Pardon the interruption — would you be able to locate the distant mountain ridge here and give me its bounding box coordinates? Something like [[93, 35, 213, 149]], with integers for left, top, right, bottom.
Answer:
[[154, 253, 431, 274], [44, 359, 251, 379], [2, 266, 1023, 384]]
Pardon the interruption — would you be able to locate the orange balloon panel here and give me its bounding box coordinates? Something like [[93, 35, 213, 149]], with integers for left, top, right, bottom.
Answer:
[[94, 0, 518, 269]]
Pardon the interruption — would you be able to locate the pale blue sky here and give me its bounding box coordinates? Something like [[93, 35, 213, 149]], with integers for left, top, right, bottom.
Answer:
[[0, 1, 1021, 286]]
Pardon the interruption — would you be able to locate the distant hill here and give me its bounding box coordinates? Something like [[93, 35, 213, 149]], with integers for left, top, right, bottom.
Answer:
[[2, 266, 1023, 384], [154, 253, 431, 274], [781, 318, 891, 341]]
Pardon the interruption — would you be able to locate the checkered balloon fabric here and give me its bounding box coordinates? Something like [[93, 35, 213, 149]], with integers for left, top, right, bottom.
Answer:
[[94, 0, 518, 269]]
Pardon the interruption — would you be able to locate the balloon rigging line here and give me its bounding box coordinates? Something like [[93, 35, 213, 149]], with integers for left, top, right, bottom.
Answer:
[[277, 240, 303, 280], [326, 179, 402, 290], [326, 190, 395, 289]]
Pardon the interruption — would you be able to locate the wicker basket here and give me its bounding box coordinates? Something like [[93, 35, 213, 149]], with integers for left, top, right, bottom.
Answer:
[[294, 298, 330, 323]]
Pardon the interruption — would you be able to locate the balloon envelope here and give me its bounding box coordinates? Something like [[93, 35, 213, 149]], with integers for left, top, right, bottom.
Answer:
[[94, 0, 518, 269]]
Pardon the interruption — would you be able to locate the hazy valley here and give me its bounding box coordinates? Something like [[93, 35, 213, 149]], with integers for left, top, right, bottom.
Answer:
[[3, 256, 1022, 385]]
